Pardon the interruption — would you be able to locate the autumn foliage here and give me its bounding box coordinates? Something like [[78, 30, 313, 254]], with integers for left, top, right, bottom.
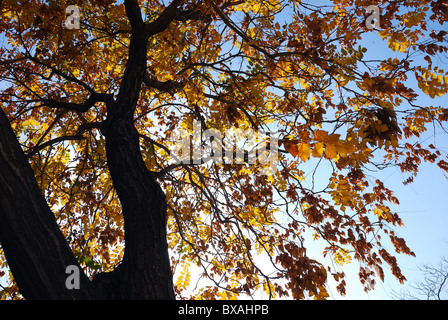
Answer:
[[1, 0, 448, 300]]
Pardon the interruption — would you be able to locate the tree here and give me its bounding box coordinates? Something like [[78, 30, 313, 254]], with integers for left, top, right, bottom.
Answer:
[[0, 0, 447, 300], [393, 256, 448, 300]]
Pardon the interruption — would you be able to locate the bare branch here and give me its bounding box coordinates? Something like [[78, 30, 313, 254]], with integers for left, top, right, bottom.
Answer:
[[27, 134, 85, 157], [211, 2, 274, 59], [25, 54, 96, 94]]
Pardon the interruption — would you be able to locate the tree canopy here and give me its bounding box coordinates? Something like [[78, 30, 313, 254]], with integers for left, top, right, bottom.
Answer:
[[0, 0, 448, 300]]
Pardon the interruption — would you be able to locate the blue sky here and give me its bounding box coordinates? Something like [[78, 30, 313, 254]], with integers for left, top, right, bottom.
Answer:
[[334, 12, 448, 299], [346, 162, 448, 300], [269, 3, 448, 299], [330, 156, 448, 299]]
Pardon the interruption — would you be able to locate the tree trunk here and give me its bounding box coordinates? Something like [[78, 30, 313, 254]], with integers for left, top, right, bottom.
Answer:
[[0, 108, 100, 299], [0, 103, 175, 300], [0, 0, 177, 300], [96, 1, 175, 299], [101, 118, 175, 300]]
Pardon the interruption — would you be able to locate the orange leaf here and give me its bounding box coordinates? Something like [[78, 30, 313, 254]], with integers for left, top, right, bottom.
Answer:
[[325, 144, 338, 159], [312, 142, 324, 158], [297, 143, 311, 162], [283, 139, 300, 157]]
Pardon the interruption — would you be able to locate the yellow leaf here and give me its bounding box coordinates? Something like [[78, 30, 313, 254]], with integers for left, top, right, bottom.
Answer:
[[297, 143, 311, 162], [325, 144, 338, 159], [312, 142, 324, 158], [334, 249, 352, 266]]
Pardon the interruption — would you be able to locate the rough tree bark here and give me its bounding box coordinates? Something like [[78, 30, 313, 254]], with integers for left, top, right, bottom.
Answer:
[[0, 107, 100, 300], [96, 1, 177, 297], [0, 0, 190, 299]]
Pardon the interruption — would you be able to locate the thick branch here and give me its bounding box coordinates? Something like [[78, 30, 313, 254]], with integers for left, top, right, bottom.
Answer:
[[144, 0, 184, 37], [40, 92, 113, 113], [143, 76, 185, 93], [99, 0, 181, 299], [0, 107, 98, 299], [174, 8, 212, 23], [124, 0, 145, 29]]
